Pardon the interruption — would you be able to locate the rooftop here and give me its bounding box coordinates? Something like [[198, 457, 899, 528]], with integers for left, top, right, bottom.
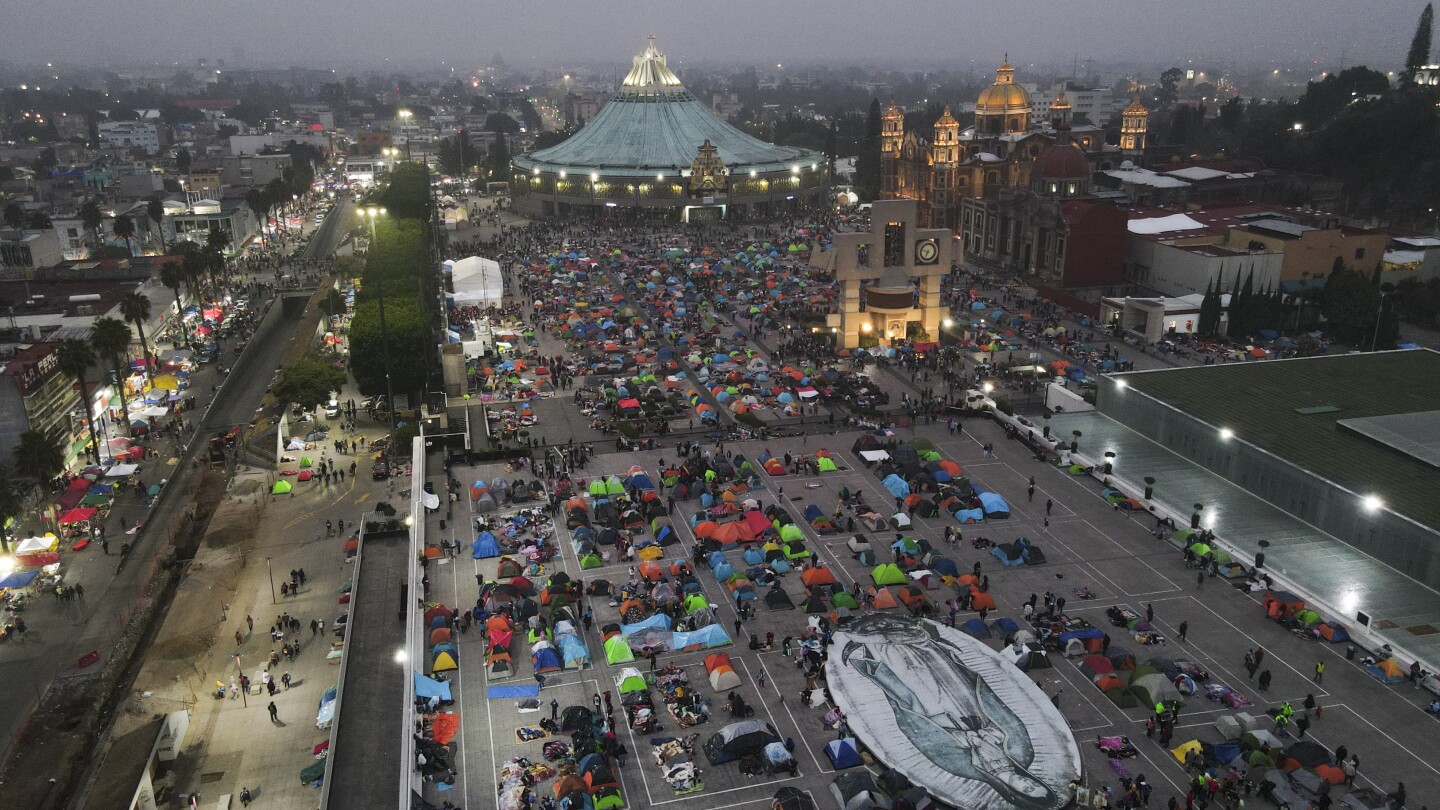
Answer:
[[1114, 349, 1440, 531]]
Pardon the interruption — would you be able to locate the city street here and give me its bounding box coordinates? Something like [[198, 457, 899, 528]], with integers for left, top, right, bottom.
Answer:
[[0, 197, 353, 794]]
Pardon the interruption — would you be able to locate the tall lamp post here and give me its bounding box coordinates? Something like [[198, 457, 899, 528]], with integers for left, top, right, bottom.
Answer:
[[397, 110, 413, 161], [364, 206, 399, 461]]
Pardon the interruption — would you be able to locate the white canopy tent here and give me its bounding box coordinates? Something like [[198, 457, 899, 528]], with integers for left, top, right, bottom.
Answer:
[[447, 256, 504, 306]]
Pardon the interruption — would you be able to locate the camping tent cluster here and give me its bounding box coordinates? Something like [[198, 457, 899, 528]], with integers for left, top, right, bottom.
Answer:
[[855, 434, 1010, 524], [1165, 729, 1375, 808]]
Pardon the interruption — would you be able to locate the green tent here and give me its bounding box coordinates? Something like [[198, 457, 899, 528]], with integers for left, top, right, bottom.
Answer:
[[832, 591, 858, 609], [605, 476, 625, 496], [300, 759, 326, 785], [920, 450, 942, 462], [1210, 549, 1234, 565], [1293, 609, 1323, 627], [604, 635, 635, 664], [589, 479, 607, 497], [1188, 543, 1213, 557], [908, 438, 936, 452], [1170, 529, 1196, 544], [871, 563, 907, 586], [817, 456, 838, 472], [272, 480, 292, 494], [779, 524, 804, 543], [684, 593, 709, 615], [616, 667, 648, 693], [300, 457, 313, 468], [783, 543, 809, 560], [580, 553, 604, 569]]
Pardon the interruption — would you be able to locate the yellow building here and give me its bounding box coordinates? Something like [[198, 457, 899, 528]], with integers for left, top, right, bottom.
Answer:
[[881, 59, 1126, 232]]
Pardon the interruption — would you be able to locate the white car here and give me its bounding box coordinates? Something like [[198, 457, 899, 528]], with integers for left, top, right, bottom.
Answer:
[[324, 400, 340, 418]]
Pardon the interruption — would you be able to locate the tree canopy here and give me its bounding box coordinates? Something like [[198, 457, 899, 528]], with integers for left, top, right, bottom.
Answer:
[[348, 297, 430, 397], [273, 354, 347, 409]]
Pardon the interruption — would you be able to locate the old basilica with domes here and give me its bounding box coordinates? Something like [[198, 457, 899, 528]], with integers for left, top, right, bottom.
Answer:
[[881, 59, 1149, 292]]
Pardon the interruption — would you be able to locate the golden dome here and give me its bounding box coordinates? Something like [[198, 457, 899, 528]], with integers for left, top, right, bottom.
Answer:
[[1123, 95, 1148, 115], [934, 105, 959, 127], [976, 60, 1032, 113], [1049, 91, 1071, 111]]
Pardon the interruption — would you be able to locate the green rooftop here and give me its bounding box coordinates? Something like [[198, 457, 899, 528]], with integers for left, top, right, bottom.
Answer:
[[1114, 349, 1440, 530]]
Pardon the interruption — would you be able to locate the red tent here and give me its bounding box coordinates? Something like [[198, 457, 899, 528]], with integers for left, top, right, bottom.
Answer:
[[58, 507, 97, 525]]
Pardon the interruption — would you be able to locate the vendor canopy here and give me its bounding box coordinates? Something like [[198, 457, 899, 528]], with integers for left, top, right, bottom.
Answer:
[[449, 256, 504, 305]]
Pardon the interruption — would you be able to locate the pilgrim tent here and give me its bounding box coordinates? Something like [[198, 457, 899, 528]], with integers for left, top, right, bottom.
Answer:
[[705, 720, 781, 765], [825, 737, 864, 769], [705, 653, 742, 691]]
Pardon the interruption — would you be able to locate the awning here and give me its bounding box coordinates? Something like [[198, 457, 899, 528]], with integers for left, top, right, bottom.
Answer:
[[58, 507, 98, 524], [106, 464, 140, 478]]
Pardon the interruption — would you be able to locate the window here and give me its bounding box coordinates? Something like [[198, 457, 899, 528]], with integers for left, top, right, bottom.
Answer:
[[1067, 182, 1077, 196], [883, 221, 905, 267], [1354, 248, 1366, 260]]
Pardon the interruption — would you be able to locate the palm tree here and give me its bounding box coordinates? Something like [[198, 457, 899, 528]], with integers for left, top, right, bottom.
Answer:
[[159, 259, 185, 316], [180, 250, 205, 303], [245, 188, 270, 250], [0, 481, 20, 553], [11, 429, 64, 495], [119, 292, 154, 383], [91, 317, 134, 436], [112, 213, 137, 256], [57, 339, 101, 465], [79, 199, 104, 254], [146, 196, 166, 253]]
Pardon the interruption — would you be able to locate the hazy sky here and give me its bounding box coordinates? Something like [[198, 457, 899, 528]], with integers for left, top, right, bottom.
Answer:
[[1, 0, 1418, 71]]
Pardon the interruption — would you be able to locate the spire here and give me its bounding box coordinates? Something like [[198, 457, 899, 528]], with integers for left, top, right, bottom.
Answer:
[[621, 36, 684, 93]]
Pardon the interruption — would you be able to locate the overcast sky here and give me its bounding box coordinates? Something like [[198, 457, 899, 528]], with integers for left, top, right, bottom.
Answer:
[[2, 0, 1418, 71]]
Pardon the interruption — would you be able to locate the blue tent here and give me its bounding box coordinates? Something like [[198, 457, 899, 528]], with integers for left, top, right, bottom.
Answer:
[[414, 673, 452, 701], [1058, 627, 1105, 644], [655, 525, 677, 546], [0, 571, 39, 589], [881, 474, 910, 498], [532, 646, 562, 672], [707, 551, 728, 570], [960, 619, 992, 639], [621, 614, 673, 636], [803, 504, 824, 522], [825, 738, 863, 769], [933, 470, 952, 483], [472, 532, 501, 558], [932, 558, 959, 577], [558, 634, 590, 668], [673, 625, 730, 649], [954, 508, 985, 523], [978, 491, 1010, 517], [713, 562, 736, 581], [743, 547, 765, 565], [991, 617, 1020, 635], [626, 473, 654, 490]]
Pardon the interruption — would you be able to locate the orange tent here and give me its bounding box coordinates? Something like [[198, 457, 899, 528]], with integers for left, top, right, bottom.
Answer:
[[424, 545, 444, 559], [868, 587, 898, 609], [801, 566, 838, 588], [486, 615, 513, 634], [430, 628, 452, 644], [938, 460, 962, 476], [969, 589, 997, 611], [1314, 765, 1345, 784], [694, 521, 720, 539], [639, 561, 664, 581], [432, 712, 460, 744]]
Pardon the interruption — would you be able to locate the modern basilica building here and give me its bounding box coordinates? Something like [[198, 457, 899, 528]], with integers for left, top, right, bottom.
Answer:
[[510, 37, 827, 220]]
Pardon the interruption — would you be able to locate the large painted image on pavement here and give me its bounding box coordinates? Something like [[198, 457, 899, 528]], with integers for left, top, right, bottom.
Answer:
[[828, 614, 1081, 810]]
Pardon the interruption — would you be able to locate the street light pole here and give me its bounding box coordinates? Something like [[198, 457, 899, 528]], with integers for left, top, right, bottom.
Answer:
[[265, 556, 276, 604], [1370, 290, 1390, 352]]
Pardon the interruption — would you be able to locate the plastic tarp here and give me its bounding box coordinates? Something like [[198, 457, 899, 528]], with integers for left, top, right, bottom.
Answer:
[[674, 625, 730, 650], [472, 533, 501, 558], [881, 475, 910, 498], [415, 673, 452, 701], [704, 720, 781, 765], [621, 614, 673, 636], [827, 614, 1080, 810], [978, 492, 1010, 517]]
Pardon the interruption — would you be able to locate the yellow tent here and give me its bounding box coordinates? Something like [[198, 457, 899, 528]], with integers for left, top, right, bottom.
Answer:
[[1171, 740, 1202, 764], [150, 374, 179, 391], [432, 651, 458, 672], [636, 545, 664, 561]]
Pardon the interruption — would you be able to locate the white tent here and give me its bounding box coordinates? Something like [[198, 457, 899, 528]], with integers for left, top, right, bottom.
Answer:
[[449, 256, 503, 306]]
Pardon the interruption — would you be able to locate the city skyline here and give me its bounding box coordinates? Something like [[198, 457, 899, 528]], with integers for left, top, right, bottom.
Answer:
[[0, 0, 1420, 71]]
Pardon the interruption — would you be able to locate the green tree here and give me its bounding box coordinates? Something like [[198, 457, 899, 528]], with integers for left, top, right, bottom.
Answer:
[[483, 133, 511, 182], [1198, 278, 1223, 336], [79, 198, 104, 252], [159, 259, 185, 316], [531, 128, 573, 150], [273, 354, 348, 410], [1321, 269, 1381, 343], [2, 202, 24, 230], [112, 213, 136, 255], [378, 162, 435, 222], [27, 210, 52, 229], [1406, 2, 1434, 81], [0, 481, 20, 553], [348, 297, 430, 397], [57, 339, 102, 465], [11, 429, 65, 494], [853, 98, 883, 201], [824, 116, 838, 181], [119, 292, 154, 382], [175, 146, 192, 173], [90, 317, 134, 436], [484, 112, 520, 134], [1156, 68, 1185, 106], [146, 196, 167, 253], [319, 288, 347, 319]]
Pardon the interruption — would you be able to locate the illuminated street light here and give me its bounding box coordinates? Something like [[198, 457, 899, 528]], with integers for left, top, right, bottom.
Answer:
[[1363, 495, 1383, 512], [1219, 428, 1234, 440]]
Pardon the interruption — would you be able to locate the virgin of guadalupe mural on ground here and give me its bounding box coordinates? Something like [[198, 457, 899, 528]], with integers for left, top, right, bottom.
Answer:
[[828, 614, 1081, 810]]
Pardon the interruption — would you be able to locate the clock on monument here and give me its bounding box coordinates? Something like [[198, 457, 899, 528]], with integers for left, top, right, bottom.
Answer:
[[914, 238, 939, 265]]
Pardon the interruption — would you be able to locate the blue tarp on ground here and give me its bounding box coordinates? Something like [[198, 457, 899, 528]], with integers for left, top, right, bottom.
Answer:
[[825, 738, 863, 769], [954, 508, 985, 523], [673, 624, 731, 649], [621, 614, 673, 636], [485, 684, 540, 699], [1058, 627, 1105, 643], [472, 532, 501, 558], [882, 474, 910, 498], [960, 619, 992, 639], [415, 673, 453, 701]]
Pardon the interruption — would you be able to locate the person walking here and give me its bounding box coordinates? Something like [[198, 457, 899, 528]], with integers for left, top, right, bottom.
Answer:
[[1177, 621, 1188, 642], [1314, 661, 1325, 683], [1045, 498, 1053, 516], [267, 701, 279, 722], [1258, 670, 1272, 691], [550, 698, 559, 721]]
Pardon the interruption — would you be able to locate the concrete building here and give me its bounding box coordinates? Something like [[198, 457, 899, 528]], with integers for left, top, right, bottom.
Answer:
[[0, 228, 64, 273], [1125, 217, 1285, 298], [1379, 234, 1440, 283], [184, 170, 223, 195], [98, 121, 162, 155], [815, 199, 951, 349], [221, 153, 293, 188], [1098, 293, 1231, 342], [79, 711, 189, 810], [1098, 350, 1440, 595], [168, 197, 257, 252]]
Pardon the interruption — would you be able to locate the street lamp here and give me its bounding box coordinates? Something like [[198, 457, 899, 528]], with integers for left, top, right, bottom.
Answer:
[[363, 207, 399, 460], [397, 109, 413, 160]]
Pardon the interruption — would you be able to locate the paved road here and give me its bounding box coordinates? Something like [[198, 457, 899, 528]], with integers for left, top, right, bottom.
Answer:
[[0, 199, 353, 768]]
